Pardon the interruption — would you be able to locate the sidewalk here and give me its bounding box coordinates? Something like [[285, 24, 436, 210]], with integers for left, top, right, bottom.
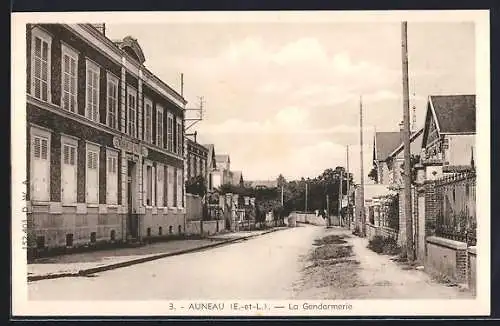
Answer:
[[28, 227, 286, 282], [348, 234, 474, 299]]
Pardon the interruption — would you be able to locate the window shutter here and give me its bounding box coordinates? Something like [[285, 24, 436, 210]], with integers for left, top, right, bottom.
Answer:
[[33, 137, 41, 159], [41, 138, 48, 160], [63, 145, 69, 165]]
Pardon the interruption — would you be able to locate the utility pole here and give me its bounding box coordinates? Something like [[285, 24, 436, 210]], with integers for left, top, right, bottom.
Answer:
[[326, 194, 330, 226], [339, 169, 343, 227], [359, 96, 366, 237], [401, 21, 415, 261], [346, 145, 350, 228], [180, 73, 184, 97], [281, 184, 284, 206], [305, 182, 308, 213]]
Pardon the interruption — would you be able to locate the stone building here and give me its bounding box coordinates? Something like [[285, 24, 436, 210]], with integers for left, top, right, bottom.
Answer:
[[186, 138, 208, 182], [26, 23, 187, 254]]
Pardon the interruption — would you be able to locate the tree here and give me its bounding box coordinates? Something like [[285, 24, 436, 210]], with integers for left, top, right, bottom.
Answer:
[[368, 167, 378, 182], [185, 175, 207, 197]]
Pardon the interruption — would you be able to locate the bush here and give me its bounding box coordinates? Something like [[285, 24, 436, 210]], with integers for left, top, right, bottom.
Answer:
[[368, 236, 401, 255]]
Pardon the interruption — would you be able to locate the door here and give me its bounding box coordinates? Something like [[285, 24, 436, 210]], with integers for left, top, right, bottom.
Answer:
[[127, 161, 138, 239]]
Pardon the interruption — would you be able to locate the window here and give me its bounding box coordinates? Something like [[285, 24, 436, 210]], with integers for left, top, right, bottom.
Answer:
[[31, 27, 52, 102], [176, 119, 183, 155], [176, 168, 183, 207], [106, 149, 119, 205], [190, 155, 195, 179], [127, 86, 137, 138], [156, 163, 164, 207], [30, 127, 51, 201], [106, 73, 119, 129], [167, 166, 175, 207], [167, 113, 174, 152], [144, 98, 153, 143], [85, 59, 100, 122], [143, 162, 156, 207], [61, 44, 78, 112], [86, 143, 100, 204], [156, 106, 164, 148], [61, 135, 78, 204]]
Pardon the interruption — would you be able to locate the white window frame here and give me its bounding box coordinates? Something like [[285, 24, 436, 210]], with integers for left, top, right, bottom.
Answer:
[[106, 72, 119, 130], [156, 163, 164, 208], [167, 165, 175, 208], [86, 142, 100, 204], [156, 105, 164, 148], [61, 43, 79, 113], [85, 58, 100, 122], [167, 112, 174, 152], [30, 126, 51, 202], [60, 134, 78, 205], [143, 160, 155, 207], [127, 86, 137, 138], [176, 168, 183, 208], [30, 27, 52, 103], [106, 148, 119, 205], [176, 118, 183, 155], [144, 97, 153, 144]]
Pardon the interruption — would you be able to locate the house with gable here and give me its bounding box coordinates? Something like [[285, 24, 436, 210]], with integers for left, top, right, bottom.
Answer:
[[421, 94, 476, 180]]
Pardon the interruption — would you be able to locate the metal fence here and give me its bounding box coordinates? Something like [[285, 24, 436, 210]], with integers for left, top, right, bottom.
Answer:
[[434, 171, 476, 246]]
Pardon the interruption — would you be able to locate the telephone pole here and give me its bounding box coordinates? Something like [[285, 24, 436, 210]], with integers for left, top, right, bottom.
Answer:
[[346, 145, 350, 227], [359, 96, 366, 237], [339, 169, 343, 227], [281, 184, 284, 206], [305, 182, 308, 213], [326, 194, 330, 226], [401, 21, 415, 261]]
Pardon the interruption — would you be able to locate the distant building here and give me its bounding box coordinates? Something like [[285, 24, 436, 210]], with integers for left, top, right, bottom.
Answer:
[[186, 138, 208, 182], [245, 180, 278, 189], [421, 94, 476, 179], [385, 127, 424, 186], [372, 132, 404, 184], [229, 170, 244, 187]]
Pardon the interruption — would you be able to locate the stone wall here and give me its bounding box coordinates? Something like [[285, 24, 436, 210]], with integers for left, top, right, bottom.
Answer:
[[186, 193, 203, 221], [28, 204, 125, 250], [425, 236, 467, 283], [141, 207, 185, 237]]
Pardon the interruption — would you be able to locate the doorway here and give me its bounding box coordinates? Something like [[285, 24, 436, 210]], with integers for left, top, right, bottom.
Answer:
[[127, 160, 138, 240]]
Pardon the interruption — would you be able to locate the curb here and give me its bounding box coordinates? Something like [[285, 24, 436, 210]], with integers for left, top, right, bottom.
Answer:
[[28, 227, 284, 282]]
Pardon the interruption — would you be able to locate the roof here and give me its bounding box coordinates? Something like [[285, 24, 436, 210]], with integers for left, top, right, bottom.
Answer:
[[246, 180, 278, 188], [113, 36, 146, 64], [374, 132, 403, 162], [430, 95, 476, 133], [230, 171, 243, 185], [215, 154, 230, 163], [387, 127, 424, 159]]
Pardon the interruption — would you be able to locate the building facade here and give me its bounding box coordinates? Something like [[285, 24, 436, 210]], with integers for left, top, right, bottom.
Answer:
[[26, 24, 187, 253], [421, 95, 476, 180], [186, 138, 208, 182]]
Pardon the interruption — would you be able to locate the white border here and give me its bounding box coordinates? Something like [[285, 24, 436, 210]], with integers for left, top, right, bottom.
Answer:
[[11, 10, 490, 317]]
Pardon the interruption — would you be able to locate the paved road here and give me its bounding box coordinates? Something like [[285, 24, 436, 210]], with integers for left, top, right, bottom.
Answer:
[[29, 225, 325, 300]]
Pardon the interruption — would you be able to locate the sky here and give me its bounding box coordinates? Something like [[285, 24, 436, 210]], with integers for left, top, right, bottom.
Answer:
[[105, 21, 475, 183]]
